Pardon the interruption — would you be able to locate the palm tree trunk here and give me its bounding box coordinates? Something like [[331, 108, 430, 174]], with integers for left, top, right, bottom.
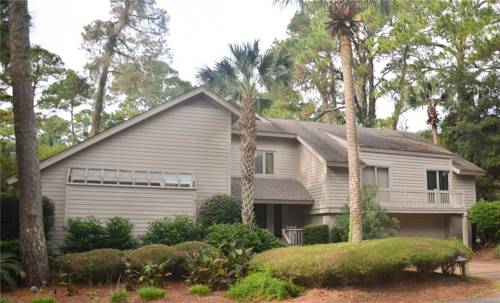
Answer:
[[367, 56, 375, 127], [240, 90, 256, 226], [427, 102, 439, 144], [8, 0, 49, 285], [339, 32, 363, 243], [70, 102, 76, 144]]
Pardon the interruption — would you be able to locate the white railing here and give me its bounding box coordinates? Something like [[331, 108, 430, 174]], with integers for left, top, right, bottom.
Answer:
[[282, 228, 304, 246], [372, 189, 464, 210]]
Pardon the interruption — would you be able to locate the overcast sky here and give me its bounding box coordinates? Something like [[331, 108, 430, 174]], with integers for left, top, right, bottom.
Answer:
[[29, 0, 429, 132]]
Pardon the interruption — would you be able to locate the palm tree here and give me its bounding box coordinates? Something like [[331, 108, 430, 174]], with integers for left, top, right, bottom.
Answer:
[[197, 41, 292, 226]]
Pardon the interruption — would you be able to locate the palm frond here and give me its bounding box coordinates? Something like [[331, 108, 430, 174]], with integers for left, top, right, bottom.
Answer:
[[0, 253, 22, 289]]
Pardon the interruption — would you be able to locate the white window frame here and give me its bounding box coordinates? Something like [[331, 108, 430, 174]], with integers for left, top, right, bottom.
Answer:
[[255, 150, 275, 176], [426, 169, 450, 192], [67, 167, 195, 189], [361, 165, 390, 189]]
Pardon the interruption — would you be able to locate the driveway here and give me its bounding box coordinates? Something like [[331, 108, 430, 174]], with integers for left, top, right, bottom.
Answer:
[[468, 260, 500, 281]]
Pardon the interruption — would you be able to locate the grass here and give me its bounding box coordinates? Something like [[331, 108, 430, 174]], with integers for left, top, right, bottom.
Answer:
[[227, 271, 303, 302], [188, 284, 211, 296], [110, 288, 128, 303], [137, 287, 167, 300], [30, 298, 56, 303], [251, 237, 472, 287], [0, 297, 7, 303]]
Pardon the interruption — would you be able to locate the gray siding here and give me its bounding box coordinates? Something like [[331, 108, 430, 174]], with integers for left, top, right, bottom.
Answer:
[[297, 144, 327, 209], [40, 95, 232, 244], [231, 136, 299, 179], [452, 173, 477, 209], [327, 167, 349, 208]]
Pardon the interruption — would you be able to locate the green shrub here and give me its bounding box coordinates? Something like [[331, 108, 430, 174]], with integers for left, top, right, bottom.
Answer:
[[105, 217, 137, 250], [142, 216, 204, 245], [58, 248, 126, 283], [198, 194, 241, 226], [126, 244, 181, 272], [0, 252, 23, 289], [110, 289, 128, 303], [172, 241, 219, 275], [0, 192, 55, 240], [468, 200, 500, 245], [251, 237, 472, 287], [227, 271, 303, 302], [303, 225, 329, 245], [64, 217, 137, 253], [125, 260, 171, 287], [331, 187, 399, 242], [0, 240, 20, 256], [205, 224, 284, 255], [495, 245, 500, 259], [187, 284, 211, 296], [30, 297, 56, 303], [137, 287, 166, 300], [0, 296, 7, 303]]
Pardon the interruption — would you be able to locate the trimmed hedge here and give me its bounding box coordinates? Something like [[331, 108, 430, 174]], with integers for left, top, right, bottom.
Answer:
[[303, 225, 329, 245], [142, 216, 204, 245], [126, 244, 182, 272], [198, 194, 241, 226], [251, 237, 472, 287], [58, 249, 125, 282]]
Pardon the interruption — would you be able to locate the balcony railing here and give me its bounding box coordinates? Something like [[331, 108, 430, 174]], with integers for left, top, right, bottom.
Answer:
[[372, 189, 464, 211], [282, 228, 304, 246]]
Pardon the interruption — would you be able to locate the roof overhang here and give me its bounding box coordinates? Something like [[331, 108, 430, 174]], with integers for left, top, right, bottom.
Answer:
[[452, 167, 486, 176]]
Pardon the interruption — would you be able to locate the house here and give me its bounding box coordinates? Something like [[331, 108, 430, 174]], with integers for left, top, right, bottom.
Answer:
[[7, 87, 485, 246]]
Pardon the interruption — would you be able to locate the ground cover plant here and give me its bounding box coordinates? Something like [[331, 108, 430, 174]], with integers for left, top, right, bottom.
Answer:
[[251, 237, 472, 287], [30, 298, 56, 303], [172, 241, 219, 275], [109, 288, 128, 303], [187, 284, 211, 296], [227, 271, 303, 302], [137, 287, 166, 300]]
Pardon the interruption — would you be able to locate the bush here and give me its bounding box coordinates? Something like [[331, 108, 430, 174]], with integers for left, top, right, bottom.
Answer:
[[198, 194, 241, 226], [227, 271, 303, 302], [137, 287, 166, 300], [126, 244, 181, 273], [303, 225, 329, 245], [0, 252, 23, 289], [142, 216, 204, 245], [187, 284, 211, 296], [468, 200, 500, 245], [110, 289, 128, 303], [0, 192, 55, 240], [331, 187, 399, 242], [251, 237, 472, 287], [495, 245, 500, 259], [172, 241, 219, 276], [205, 224, 284, 255], [58, 248, 126, 283], [30, 298, 56, 303], [125, 260, 171, 287], [0, 240, 20, 256], [64, 217, 136, 253]]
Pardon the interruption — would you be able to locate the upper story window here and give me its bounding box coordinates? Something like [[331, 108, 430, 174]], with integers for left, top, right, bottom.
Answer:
[[427, 170, 449, 191], [68, 168, 195, 188], [362, 166, 389, 188], [255, 151, 274, 175]]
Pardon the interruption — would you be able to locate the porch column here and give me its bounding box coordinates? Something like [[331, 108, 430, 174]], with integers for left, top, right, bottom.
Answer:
[[462, 213, 469, 246]]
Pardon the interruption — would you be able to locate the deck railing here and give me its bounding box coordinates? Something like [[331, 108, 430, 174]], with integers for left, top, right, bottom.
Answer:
[[373, 189, 464, 210], [282, 228, 304, 246]]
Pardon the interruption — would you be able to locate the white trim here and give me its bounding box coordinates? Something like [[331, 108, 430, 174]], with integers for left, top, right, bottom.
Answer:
[[65, 182, 197, 190], [255, 150, 275, 176], [361, 147, 453, 159], [6, 88, 240, 185], [452, 167, 486, 176]]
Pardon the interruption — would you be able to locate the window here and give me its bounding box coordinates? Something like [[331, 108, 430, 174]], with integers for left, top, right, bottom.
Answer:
[[255, 151, 274, 175], [362, 166, 389, 188], [427, 170, 449, 191], [68, 168, 194, 188]]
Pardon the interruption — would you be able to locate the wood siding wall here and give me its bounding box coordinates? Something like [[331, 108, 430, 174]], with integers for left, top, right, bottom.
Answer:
[[297, 144, 327, 209], [452, 174, 477, 209], [40, 95, 232, 244]]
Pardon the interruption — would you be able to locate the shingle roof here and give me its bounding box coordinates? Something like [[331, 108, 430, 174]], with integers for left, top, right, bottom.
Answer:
[[231, 177, 314, 203], [452, 153, 486, 175]]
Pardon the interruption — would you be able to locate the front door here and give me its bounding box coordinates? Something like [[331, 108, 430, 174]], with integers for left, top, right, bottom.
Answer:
[[273, 204, 282, 237]]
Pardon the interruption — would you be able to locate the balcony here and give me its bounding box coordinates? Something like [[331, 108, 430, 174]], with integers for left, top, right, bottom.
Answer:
[[373, 189, 465, 213]]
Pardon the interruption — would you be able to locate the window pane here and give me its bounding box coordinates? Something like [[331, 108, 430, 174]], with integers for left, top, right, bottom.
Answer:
[[439, 171, 449, 190], [377, 167, 389, 188], [87, 169, 102, 184], [134, 171, 149, 186], [255, 151, 263, 174], [69, 168, 86, 183], [119, 170, 133, 185], [178, 173, 193, 188], [103, 169, 117, 184], [164, 173, 179, 187], [362, 166, 376, 186], [150, 172, 163, 187], [265, 153, 274, 174], [427, 170, 437, 190]]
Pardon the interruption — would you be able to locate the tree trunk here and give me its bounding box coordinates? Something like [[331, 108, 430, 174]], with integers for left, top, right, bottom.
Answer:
[[339, 32, 363, 243], [70, 102, 76, 144], [240, 90, 256, 226], [320, 88, 332, 123], [367, 56, 375, 127], [8, 0, 49, 286], [427, 102, 439, 144], [90, 0, 135, 136]]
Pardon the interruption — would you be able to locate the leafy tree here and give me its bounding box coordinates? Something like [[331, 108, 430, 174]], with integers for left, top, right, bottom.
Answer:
[[198, 40, 292, 225], [8, 0, 49, 285], [82, 0, 170, 136]]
